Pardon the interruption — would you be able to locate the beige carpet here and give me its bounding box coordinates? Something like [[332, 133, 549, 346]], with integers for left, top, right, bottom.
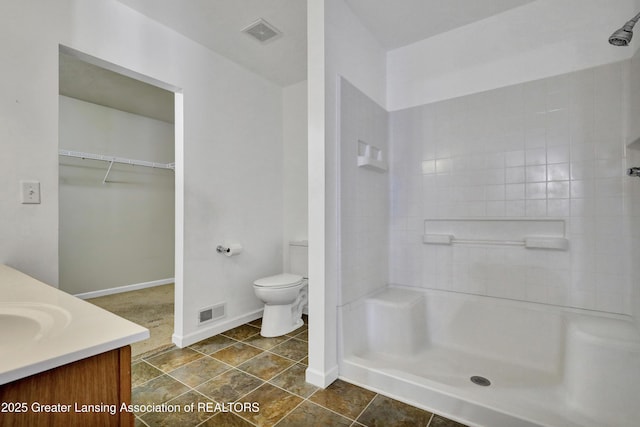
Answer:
[[87, 284, 175, 359]]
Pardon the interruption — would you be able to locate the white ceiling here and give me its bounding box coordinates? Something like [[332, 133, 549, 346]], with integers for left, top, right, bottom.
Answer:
[[116, 0, 538, 87], [116, 0, 307, 87], [345, 0, 537, 49], [63, 0, 540, 118]]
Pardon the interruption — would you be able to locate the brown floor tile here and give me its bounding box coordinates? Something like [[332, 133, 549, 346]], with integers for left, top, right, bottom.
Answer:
[[236, 383, 303, 426], [221, 324, 261, 340], [201, 411, 255, 426], [145, 347, 203, 372], [132, 374, 190, 415], [357, 394, 432, 427], [140, 390, 213, 427], [210, 342, 264, 366], [269, 338, 308, 362], [237, 352, 294, 381], [269, 363, 318, 398], [243, 333, 289, 350], [132, 360, 163, 387], [429, 414, 469, 427], [276, 400, 352, 427], [188, 334, 237, 355], [129, 319, 443, 427], [195, 369, 263, 403], [248, 317, 263, 328], [309, 379, 376, 420], [284, 323, 308, 338], [293, 329, 308, 341], [168, 356, 231, 387]]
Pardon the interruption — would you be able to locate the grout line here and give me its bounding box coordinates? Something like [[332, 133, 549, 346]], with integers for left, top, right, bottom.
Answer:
[[131, 360, 165, 388], [271, 397, 307, 427], [135, 415, 150, 426], [224, 403, 260, 427], [193, 413, 217, 427], [426, 412, 435, 426], [187, 337, 240, 356], [164, 360, 234, 390], [351, 392, 378, 426], [304, 397, 358, 424]]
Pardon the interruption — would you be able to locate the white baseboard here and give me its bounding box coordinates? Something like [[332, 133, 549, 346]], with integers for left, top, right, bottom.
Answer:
[[73, 278, 175, 300], [305, 365, 339, 388], [172, 308, 263, 348]]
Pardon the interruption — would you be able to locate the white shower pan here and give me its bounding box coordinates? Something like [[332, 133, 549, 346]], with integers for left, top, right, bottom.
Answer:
[[339, 286, 640, 427]]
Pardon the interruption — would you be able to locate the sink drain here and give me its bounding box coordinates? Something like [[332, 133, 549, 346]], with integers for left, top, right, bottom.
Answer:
[[470, 376, 491, 386]]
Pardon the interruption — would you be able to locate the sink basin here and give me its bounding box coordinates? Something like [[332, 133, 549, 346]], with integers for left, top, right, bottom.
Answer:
[[0, 303, 72, 353], [0, 265, 149, 386], [0, 313, 42, 341]]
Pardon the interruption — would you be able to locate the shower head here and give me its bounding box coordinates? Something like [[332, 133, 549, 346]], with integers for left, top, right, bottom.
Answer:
[[609, 21, 635, 46], [609, 12, 640, 46]]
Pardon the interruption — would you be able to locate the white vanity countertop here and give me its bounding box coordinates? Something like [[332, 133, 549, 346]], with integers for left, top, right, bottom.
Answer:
[[0, 264, 149, 385]]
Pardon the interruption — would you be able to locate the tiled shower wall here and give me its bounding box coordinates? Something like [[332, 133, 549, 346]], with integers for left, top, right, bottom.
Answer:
[[390, 60, 633, 314], [629, 49, 640, 327], [339, 79, 389, 305]]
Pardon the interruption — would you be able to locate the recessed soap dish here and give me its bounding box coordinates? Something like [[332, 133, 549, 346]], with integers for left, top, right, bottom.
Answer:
[[357, 140, 387, 172]]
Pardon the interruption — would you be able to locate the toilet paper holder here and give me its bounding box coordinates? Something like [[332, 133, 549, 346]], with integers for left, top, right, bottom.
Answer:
[[216, 243, 243, 256]]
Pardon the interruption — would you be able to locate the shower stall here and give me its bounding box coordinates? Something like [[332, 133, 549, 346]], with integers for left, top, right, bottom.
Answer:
[[334, 18, 640, 427]]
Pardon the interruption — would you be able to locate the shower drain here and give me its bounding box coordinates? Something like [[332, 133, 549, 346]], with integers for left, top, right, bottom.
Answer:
[[470, 376, 491, 387]]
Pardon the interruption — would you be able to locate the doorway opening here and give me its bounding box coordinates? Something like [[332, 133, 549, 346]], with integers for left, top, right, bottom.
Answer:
[[57, 45, 183, 358]]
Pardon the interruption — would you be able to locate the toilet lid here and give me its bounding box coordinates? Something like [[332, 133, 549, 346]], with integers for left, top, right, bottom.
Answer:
[[253, 273, 303, 288]]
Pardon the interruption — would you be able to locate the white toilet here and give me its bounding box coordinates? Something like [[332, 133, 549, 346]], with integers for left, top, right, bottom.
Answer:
[[253, 241, 308, 337]]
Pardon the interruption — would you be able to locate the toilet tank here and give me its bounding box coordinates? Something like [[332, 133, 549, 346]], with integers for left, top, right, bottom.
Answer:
[[289, 241, 308, 277]]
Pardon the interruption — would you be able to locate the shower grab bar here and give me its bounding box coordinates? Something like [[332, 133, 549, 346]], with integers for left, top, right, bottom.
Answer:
[[422, 234, 568, 250], [59, 149, 175, 183]]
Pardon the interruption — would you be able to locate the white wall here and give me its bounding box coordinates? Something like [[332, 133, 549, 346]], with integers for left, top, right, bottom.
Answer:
[[283, 80, 308, 270], [306, 0, 387, 387], [0, 0, 284, 346], [387, 0, 639, 111], [389, 60, 633, 314], [0, 1, 61, 285], [58, 96, 174, 296]]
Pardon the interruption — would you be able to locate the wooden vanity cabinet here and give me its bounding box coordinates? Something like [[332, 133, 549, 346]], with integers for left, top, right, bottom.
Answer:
[[0, 346, 132, 427]]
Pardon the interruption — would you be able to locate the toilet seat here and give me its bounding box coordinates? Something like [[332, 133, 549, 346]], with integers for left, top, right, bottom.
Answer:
[[253, 273, 303, 289]]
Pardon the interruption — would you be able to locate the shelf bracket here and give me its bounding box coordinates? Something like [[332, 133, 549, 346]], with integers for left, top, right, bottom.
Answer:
[[103, 160, 115, 184]]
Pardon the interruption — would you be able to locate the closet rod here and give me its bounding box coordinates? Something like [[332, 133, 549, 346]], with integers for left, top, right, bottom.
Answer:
[[59, 149, 174, 184], [59, 149, 175, 170]]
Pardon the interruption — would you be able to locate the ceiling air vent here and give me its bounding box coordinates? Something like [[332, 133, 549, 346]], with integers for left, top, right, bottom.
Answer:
[[242, 18, 282, 43]]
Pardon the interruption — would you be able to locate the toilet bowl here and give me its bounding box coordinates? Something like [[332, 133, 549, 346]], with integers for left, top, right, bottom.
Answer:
[[253, 241, 308, 337], [253, 274, 308, 337]]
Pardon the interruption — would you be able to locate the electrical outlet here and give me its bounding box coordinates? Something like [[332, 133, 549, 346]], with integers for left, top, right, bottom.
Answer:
[[21, 181, 40, 204]]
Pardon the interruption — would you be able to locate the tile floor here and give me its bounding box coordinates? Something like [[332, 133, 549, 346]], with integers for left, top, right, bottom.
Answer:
[[132, 316, 468, 427]]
